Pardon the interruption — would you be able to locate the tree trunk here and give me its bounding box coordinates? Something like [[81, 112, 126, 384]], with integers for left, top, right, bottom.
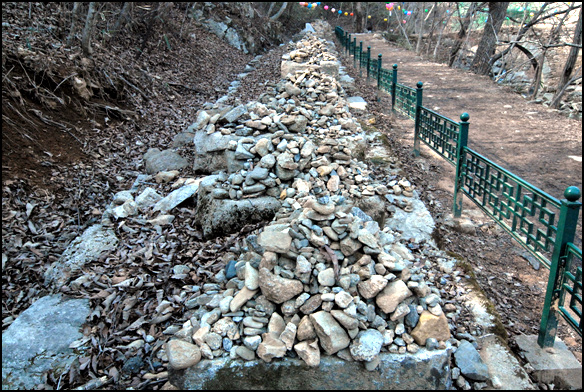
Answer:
[[416, 3, 425, 54], [434, 6, 454, 60], [111, 2, 131, 37], [528, 49, 548, 99], [529, 6, 573, 99], [67, 2, 81, 45], [270, 2, 287, 21], [470, 2, 510, 75], [267, 2, 275, 17], [81, 2, 96, 56], [551, 7, 582, 108], [355, 2, 365, 33], [448, 2, 480, 67]]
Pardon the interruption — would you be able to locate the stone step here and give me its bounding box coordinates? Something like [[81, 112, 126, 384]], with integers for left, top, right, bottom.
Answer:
[[169, 349, 452, 390]]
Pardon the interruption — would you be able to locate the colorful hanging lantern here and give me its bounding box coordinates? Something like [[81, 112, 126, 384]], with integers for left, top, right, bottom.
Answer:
[[368, 15, 371, 19], [384, 18, 388, 21], [403, 20, 406, 23], [350, 12, 354, 16], [331, 8, 335, 12], [324, 5, 328, 10], [389, 3, 394, 11], [344, 12, 348, 16], [425, 9, 428, 12], [338, 10, 342, 14], [307, 3, 312, 8]]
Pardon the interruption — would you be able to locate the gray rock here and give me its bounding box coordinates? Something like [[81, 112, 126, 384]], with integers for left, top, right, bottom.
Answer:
[[153, 182, 199, 212], [143, 148, 189, 174], [205, 19, 228, 39], [222, 104, 247, 123], [257, 226, 292, 253], [259, 268, 303, 304], [189, 110, 212, 131], [2, 294, 90, 390], [375, 280, 413, 314], [288, 115, 308, 133], [135, 187, 163, 210], [225, 27, 247, 53], [454, 340, 490, 381], [169, 350, 452, 389], [309, 311, 350, 355], [194, 186, 280, 238], [44, 225, 118, 288], [350, 329, 384, 361]]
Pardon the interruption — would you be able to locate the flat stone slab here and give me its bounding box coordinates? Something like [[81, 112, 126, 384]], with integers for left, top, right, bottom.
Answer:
[[347, 96, 368, 111], [515, 334, 582, 390], [478, 335, 535, 389], [2, 294, 90, 390], [43, 224, 118, 289], [169, 349, 452, 390], [385, 195, 435, 245]]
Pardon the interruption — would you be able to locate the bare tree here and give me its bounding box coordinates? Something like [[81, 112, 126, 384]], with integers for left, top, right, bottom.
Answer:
[[434, 5, 455, 60], [528, 6, 573, 99], [448, 2, 481, 67], [355, 2, 365, 33], [416, 3, 425, 54], [267, 2, 275, 17], [551, 6, 583, 108], [81, 2, 96, 56], [270, 2, 287, 21], [490, 3, 581, 67], [67, 2, 81, 45], [470, 2, 510, 75], [111, 2, 132, 38]]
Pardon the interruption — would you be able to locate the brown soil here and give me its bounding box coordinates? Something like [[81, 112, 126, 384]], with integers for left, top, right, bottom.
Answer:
[[337, 33, 582, 366]]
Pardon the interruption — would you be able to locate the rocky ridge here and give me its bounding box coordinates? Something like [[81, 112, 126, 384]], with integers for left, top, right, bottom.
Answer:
[[154, 21, 460, 371]]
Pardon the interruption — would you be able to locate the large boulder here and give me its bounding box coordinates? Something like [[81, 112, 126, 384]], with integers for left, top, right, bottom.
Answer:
[[2, 294, 90, 390], [143, 148, 188, 174], [193, 177, 281, 238], [44, 224, 118, 289]]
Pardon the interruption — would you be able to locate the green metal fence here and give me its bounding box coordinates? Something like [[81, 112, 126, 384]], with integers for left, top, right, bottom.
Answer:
[[335, 26, 582, 348]]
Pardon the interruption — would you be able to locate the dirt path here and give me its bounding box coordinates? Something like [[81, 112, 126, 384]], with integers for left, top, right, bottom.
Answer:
[[339, 33, 582, 366], [353, 33, 582, 244]]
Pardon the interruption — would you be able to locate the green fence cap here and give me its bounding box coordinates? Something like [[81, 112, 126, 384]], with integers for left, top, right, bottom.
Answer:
[[564, 186, 581, 201]]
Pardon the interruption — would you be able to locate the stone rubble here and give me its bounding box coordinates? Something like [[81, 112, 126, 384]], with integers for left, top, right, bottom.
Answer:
[[159, 21, 458, 371]]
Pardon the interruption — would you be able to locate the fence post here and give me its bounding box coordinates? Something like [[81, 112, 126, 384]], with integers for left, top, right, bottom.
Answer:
[[391, 64, 398, 114], [359, 41, 363, 77], [376, 54, 382, 101], [347, 33, 351, 55], [453, 113, 470, 218], [538, 186, 582, 348], [413, 82, 424, 156], [366, 46, 371, 83], [353, 37, 357, 68]]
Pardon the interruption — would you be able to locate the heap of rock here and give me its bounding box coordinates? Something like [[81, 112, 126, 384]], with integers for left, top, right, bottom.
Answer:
[[163, 27, 454, 371]]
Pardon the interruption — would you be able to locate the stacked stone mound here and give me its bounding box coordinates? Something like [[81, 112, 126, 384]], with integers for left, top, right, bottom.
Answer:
[[166, 27, 452, 371]]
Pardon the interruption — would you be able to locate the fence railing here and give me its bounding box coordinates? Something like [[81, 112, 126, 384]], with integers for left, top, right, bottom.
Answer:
[[334, 26, 582, 348]]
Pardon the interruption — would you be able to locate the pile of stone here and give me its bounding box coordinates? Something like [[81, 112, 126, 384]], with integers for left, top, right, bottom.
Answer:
[[164, 29, 454, 371]]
